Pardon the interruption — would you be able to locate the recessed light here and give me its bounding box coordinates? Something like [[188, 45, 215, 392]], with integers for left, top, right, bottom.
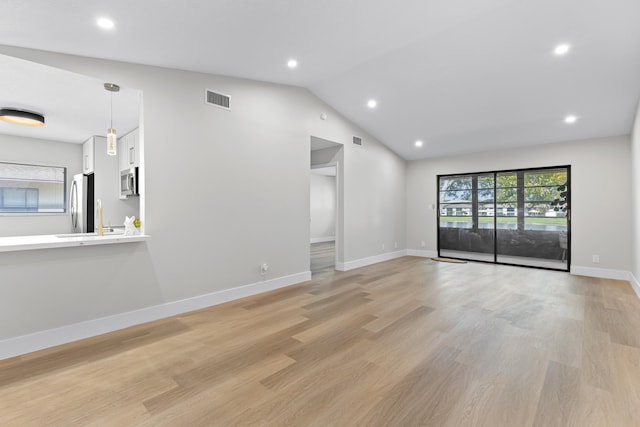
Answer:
[[415, 140, 423, 147], [564, 115, 578, 124], [97, 18, 115, 29], [287, 59, 298, 69], [554, 43, 571, 56], [367, 99, 377, 109]]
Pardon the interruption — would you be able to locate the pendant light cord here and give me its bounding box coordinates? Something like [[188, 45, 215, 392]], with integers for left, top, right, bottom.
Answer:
[[110, 91, 113, 128]]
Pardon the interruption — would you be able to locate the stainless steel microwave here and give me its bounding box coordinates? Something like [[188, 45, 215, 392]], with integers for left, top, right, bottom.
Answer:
[[120, 167, 139, 197]]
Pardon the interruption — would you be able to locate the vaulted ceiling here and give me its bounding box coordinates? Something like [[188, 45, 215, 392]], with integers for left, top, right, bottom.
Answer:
[[1, 0, 639, 159]]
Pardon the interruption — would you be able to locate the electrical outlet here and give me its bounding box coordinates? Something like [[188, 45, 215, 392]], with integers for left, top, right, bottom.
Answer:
[[261, 263, 269, 274], [421, 241, 426, 248], [381, 243, 385, 251], [394, 241, 398, 249], [592, 255, 600, 264]]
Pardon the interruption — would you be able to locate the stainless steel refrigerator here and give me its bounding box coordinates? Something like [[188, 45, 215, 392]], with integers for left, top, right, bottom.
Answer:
[[69, 173, 94, 233]]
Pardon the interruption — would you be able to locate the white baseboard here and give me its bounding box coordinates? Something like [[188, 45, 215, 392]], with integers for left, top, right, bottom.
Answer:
[[336, 250, 406, 271], [0, 271, 311, 361], [570, 265, 630, 281], [628, 272, 640, 298], [406, 249, 438, 258], [310, 236, 336, 244]]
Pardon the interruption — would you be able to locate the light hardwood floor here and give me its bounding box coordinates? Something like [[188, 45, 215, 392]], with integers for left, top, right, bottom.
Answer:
[[1, 257, 640, 426]]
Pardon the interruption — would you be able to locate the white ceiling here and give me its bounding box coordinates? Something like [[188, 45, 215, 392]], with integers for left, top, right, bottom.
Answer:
[[310, 136, 341, 152], [1, 0, 639, 159], [0, 54, 140, 144]]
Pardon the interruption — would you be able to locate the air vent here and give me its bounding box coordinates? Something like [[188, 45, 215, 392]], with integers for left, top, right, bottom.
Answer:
[[205, 89, 231, 110], [352, 136, 363, 146]]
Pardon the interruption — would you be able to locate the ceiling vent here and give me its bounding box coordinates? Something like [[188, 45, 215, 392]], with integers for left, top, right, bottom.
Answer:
[[352, 136, 363, 146], [205, 89, 230, 110]]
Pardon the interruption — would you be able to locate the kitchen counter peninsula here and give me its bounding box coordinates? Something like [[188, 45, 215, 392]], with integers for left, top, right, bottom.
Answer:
[[0, 232, 149, 253]]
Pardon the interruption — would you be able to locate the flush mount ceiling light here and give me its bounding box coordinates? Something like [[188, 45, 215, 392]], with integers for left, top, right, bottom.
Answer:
[[554, 43, 571, 56], [415, 140, 423, 147], [97, 18, 115, 29], [287, 59, 298, 68], [564, 115, 578, 124], [367, 99, 377, 109], [104, 82, 120, 156], [0, 108, 45, 126]]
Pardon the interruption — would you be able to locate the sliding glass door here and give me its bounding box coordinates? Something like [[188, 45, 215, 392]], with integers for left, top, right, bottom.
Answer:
[[438, 166, 570, 271]]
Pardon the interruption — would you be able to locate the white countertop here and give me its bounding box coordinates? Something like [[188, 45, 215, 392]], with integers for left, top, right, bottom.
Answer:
[[0, 232, 150, 252]]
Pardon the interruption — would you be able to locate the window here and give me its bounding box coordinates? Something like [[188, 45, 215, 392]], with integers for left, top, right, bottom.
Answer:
[[0, 162, 66, 213]]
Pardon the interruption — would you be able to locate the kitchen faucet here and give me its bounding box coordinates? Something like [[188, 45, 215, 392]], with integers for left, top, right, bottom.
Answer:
[[97, 199, 104, 236]]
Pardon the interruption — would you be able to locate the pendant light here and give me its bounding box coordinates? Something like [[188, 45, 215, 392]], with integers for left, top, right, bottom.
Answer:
[[104, 82, 120, 156]]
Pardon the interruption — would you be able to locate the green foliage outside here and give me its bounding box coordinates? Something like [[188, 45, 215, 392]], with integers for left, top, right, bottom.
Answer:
[[439, 170, 568, 205]]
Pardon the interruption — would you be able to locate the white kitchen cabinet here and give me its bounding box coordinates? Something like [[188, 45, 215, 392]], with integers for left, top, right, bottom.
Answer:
[[118, 128, 139, 171], [82, 137, 95, 174], [118, 136, 128, 172], [128, 128, 139, 168]]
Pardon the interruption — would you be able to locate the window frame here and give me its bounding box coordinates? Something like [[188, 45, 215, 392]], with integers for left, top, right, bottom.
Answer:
[[437, 165, 571, 271], [0, 161, 67, 215]]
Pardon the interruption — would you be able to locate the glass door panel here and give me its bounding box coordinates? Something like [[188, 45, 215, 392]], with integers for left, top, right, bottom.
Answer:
[[438, 173, 494, 262], [495, 168, 568, 269]]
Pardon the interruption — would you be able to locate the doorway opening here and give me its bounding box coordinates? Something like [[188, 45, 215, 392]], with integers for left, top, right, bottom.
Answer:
[[310, 136, 343, 275]]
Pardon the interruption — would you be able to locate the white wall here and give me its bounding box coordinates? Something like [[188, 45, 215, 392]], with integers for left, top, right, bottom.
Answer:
[[0, 46, 406, 351], [0, 133, 82, 236], [310, 173, 336, 241], [345, 141, 406, 261], [630, 100, 640, 289], [406, 136, 632, 273]]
